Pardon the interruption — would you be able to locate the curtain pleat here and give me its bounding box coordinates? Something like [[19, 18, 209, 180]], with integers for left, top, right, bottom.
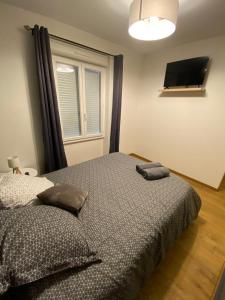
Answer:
[[109, 55, 124, 153]]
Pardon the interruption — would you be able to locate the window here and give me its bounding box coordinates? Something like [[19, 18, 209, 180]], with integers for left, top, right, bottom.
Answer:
[[85, 69, 101, 135], [53, 56, 106, 142]]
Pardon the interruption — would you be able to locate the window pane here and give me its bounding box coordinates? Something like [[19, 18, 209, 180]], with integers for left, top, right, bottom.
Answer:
[[56, 63, 81, 139], [85, 69, 101, 135]]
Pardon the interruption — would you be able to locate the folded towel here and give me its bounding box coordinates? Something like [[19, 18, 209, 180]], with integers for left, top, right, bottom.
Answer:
[[136, 162, 162, 175], [142, 167, 170, 180]]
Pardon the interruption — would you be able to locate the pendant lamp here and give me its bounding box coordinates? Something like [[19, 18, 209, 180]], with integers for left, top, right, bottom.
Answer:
[[129, 0, 179, 41]]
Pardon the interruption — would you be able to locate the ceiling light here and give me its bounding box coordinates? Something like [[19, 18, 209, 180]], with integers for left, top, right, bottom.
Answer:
[[128, 0, 179, 41]]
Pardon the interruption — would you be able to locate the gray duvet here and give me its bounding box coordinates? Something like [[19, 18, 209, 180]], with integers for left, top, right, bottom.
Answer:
[[10, 153, 201, 300]]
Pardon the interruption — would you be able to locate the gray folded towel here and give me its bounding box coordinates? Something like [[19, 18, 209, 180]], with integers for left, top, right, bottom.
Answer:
[[136, 162, 162, 175], [142, 167, 170, 180]]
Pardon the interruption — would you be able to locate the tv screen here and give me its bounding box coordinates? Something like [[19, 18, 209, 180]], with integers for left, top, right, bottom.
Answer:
[[164, 57, 209, 88]]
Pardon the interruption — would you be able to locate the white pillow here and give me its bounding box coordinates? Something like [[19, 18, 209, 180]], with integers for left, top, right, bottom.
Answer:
[[0, 174, 54, 209]]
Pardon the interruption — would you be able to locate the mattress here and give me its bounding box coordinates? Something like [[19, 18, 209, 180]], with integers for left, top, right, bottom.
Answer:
[[10, 153, 201, 300]]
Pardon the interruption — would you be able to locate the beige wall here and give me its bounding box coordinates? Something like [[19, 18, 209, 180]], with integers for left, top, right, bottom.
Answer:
[[136, 35, 225, 188], [0, 2, 142, 173]]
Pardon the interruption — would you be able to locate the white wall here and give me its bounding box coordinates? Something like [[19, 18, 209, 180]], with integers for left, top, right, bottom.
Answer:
[[136, 35, 225, 188], [0, 2, 142, 173]]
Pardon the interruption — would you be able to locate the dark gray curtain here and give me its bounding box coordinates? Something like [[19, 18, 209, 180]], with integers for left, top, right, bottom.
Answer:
[[33, 25, 67, 173], [109, 55, 124, 153]]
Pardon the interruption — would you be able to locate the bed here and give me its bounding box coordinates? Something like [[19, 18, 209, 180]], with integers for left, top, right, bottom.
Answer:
[[5, 153, 201, 300]]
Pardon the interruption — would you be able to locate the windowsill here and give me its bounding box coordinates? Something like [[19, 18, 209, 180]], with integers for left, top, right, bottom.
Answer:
[[63, 135, 104, 145]]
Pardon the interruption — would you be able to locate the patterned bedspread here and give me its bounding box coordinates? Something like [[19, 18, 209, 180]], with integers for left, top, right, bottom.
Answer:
[[11, 153, 201, 300]]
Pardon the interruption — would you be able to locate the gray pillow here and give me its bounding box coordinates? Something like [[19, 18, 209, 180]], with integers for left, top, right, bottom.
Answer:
[[37, 183, 88, 213], [0, 206, 100, 296]]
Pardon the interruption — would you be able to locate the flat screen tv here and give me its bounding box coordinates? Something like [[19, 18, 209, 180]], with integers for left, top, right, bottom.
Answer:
[[163, 57, 209, 88]]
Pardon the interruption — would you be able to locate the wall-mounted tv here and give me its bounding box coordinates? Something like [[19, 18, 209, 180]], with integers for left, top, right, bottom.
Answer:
[[163, 57, 209, 88]]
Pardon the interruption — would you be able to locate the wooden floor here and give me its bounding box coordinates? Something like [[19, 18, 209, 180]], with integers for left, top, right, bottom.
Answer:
[[136, 172, 225, 300]]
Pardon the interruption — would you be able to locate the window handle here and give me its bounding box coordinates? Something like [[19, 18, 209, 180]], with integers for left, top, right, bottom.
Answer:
[[84, 113, 87, 121]]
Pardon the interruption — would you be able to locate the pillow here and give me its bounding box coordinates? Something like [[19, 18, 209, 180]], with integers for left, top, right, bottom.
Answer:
[[0, 175, 4, 183], [0, 174, 6, 184], [0, 174, 54, 209], [37, 183, 88, 213], [0, 206, 100, 295]]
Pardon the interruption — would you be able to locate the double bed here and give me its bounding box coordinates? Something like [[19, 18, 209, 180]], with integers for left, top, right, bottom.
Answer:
[[3, 153, 201, 300]]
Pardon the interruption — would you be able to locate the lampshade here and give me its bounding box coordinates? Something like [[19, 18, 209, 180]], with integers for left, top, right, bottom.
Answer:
[[128, 0, 179, 41], [8, 156, 21, 169]]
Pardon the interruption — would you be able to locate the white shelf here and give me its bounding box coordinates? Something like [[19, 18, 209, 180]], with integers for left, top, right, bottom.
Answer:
[[160, 87, 206, 93]]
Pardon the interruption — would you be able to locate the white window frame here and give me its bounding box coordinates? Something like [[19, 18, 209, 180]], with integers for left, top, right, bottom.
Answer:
[[53, 55, 106, 144]]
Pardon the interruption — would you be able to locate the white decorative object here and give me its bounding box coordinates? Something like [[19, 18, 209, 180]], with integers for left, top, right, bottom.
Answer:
[[0, 174, 54, 209], [128, 0, 179, 41], [7, 156, 22, 174]]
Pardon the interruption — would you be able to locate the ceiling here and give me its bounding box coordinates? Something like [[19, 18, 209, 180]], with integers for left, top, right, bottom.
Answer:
[[1, 0, 225, 54]]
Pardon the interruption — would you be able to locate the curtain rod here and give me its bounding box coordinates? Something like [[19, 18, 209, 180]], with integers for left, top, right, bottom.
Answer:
[[24, 25, 116, 58]]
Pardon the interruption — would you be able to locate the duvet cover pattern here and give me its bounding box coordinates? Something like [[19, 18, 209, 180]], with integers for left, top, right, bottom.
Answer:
[[9, 153, 201, 300]]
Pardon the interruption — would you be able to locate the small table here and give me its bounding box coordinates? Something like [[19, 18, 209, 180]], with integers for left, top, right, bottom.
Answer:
[[20, 168, 38, 177], [0, 168, 38, 177]]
